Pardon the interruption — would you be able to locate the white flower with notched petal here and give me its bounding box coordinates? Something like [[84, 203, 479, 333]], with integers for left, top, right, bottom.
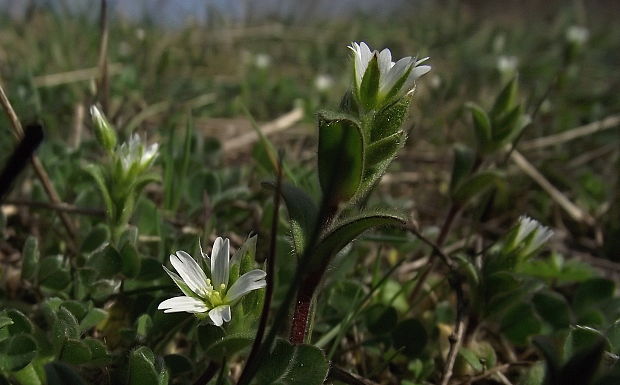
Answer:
[[348, 41, 431, 108], [117, 133, 158, 173], [158, 237, 266, 326], [513, 215, 554, 256]]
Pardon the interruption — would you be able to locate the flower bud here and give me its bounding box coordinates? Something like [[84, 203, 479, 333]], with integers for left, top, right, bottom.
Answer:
[[90, 105, 117, 152]]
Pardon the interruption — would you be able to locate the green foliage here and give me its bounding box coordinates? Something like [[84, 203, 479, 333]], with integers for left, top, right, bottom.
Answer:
[[317, 111, 364, 206], [253, 339, 328, 385]]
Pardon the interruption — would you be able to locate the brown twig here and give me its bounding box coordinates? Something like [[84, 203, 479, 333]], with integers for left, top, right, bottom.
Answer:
[[238, 152, 282, 383], [510, 149, 595, 225], [405, 220, 468, 385], [327, 365, 381, 385], [96, 0, 109, 112], [520, 114, 620, 150], [0, 81, 78, 250], [2, 199, 104, 217]]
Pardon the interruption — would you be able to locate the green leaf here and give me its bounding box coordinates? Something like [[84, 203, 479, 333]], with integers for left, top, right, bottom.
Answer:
[[11, 363, 42, 385], [83, 338, 110, 364], [365, 304, 398, 335], [358, 54, 380, 111], [501, 303, 542, 345], [83, 164, 114, 221], [79, 308, 108, 332], [490, 77, 518, 120], [573, 278, 615, 314], [451, 171, 504, 205], [0, 334, 37, 372], [81, 225, 110, 254], [163, 354, 193, 376], [392, 319, 428, 358], [466, 102, 492, 150], [263, 182, 318, 256], [492, 104, 524, 145], [120, 242, 142, 278], [59, 338, 91, 365], [564, 326, 609, 362], [606, 319, 620, 354], [44, 362, 87, 385], [310, 212, 406, 270], [52, 307, 80, 351], [449, 144, 476, 195], [5, 310, 33, 335], [253, 339, 328, 385], [38, 256, 71, 291], [459, 347, 483, 372], [60, 301, 89, 322], [86, 245, 122, 279], [128, 347, 169, 385], [202, 330, 253, 360], [317, 111, 364, 206], [21, 236, 39, 281], [559, 337, 606, 385], [533, 291, 571, 330]]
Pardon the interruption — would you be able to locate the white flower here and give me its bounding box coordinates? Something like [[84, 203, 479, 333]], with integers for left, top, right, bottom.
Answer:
[[254, 53, 271, 69], [314, 74, 334, 92], [158, 237, 267, 326], [496, 55, 519, 74], [348, 41, 431, 103], [118, 134, 158, 172], [566, 26, 589, 45], [515, 215, 553, 255]]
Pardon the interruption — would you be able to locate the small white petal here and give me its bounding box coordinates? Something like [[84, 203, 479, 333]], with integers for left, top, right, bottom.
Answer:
[[170, 252, 210, 295], [208, 305, 231, 326], [211, 237, 230, 288], [225, 269, 267, 302], [162, 265, 196, 298], [199, 238, 211, 268], [158, 296, 208, 313], [379, 57, 413, 95], [411, 65, 431, 79], [377, 48, 392, 77]]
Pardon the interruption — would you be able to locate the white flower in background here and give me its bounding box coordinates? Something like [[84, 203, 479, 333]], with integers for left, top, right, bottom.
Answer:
[[118, 133, 159, 173], [515, 215, 553, 255], [158, 237, 267, 326], [254, 53, 271, 69], [348, 41, 431, 105], [314, 74, 334, 92], [496, 55, 519, 74], [566, 25, 589, 45]]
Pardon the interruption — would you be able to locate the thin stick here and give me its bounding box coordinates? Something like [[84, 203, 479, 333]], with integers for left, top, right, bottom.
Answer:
[[3, 199, 104, 216], [510, 150, 594, 225], [520, 114, 620, 150], [239, 151, 282, 381], [0, 81, 78, 248], [327, 366, 381, 385], [96, 0, 109, 112], [32, 64, 122, 88], [222, 106, 304, 152]]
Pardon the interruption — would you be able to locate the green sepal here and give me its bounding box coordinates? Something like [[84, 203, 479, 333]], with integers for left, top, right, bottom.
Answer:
[[358, 54, 380, 111]]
